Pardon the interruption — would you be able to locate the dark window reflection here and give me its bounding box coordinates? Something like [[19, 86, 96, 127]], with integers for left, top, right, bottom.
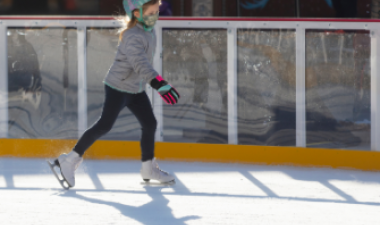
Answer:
[[0, 0, 373, 18], [332, 0, 358, 18], [160, 0, 173, 16], [7, 28, 78, 139], [239, 0, 296, 17], [162, 29, 228, 144], [237, 29, 296, 146], [306, 30, 371, 150], [10, 0, 49, 14]]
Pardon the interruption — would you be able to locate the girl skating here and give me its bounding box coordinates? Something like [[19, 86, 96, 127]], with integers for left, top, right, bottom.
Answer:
[[48, 0, 180, 189]]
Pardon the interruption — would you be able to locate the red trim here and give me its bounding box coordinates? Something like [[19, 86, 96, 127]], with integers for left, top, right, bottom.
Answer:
[[159, 17, 380, 23], [0, 16, 379, 23], [0, 16, 115, 20]]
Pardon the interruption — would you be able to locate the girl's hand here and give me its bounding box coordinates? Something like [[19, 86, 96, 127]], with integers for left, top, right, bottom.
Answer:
[[150, 75, 180, 105]]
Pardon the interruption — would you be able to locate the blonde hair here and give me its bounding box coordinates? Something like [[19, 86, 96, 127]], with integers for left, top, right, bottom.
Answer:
[[118, 0, 160, 41]]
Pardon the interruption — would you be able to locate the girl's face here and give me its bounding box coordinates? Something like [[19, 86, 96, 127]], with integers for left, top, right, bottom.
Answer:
[[134, 1, 160, 18]]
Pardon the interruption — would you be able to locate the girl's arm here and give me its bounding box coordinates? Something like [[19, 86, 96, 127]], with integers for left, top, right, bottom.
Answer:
[[124, 35, 159, 82], [150, 75, 180, 105], [124, 34, 180, 105]]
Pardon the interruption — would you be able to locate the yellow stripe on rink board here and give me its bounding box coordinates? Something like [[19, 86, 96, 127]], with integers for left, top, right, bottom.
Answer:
[[0, 139, 141, 160], [1, 139, 380, 171]]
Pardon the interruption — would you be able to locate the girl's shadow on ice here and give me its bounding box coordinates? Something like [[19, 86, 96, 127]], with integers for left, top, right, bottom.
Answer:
[[58, 186, 200, 225]]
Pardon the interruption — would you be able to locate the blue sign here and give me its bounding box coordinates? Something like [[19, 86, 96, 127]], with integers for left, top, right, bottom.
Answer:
[[325, 0, 333, 8], [241, 0, 333, 10], [241, 0, 269, 9]]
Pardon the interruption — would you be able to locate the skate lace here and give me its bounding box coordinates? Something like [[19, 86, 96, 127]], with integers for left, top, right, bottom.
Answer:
[[153, 161, 168, 175], [158, 167, 169, 175], [73, 158, 83, 170]]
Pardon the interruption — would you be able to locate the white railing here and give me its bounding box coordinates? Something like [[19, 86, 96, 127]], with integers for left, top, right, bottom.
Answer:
[[0, 17, 378, 151]]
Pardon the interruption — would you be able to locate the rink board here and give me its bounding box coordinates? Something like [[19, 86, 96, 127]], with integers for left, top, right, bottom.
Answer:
[[0, 139, 380, 171]]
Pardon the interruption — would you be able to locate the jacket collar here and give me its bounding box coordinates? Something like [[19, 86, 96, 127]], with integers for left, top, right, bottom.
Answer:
[[135, 22, 154, 32], [136, 23, 144, 30]]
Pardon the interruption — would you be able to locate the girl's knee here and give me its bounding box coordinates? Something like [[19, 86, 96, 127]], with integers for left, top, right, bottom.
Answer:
[[94, 127, 112, 136], [142, 118, 157, 131], [152, 118, 157, 129], [92, 122, 113, 135], [149, 118, 158, 130]]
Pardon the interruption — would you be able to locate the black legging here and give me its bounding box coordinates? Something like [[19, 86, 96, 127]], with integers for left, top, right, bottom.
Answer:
[[73, 85, 157, 162]]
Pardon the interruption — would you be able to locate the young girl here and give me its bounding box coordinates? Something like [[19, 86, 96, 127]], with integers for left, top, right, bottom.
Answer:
[[49, 0, 180, 188]]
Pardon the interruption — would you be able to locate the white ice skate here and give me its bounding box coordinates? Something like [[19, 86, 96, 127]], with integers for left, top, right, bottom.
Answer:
[[47, 151, 83, 189], [141, 158, 175, 184]]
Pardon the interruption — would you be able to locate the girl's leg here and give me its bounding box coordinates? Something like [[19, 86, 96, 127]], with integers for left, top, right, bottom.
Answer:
[[73, 85, 127, 156], [126, 91, 157, 162], [128, 92, 174, 183]]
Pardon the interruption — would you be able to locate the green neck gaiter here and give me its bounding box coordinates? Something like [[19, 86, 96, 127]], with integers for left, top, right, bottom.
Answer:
[[137, 7, 159, 32]]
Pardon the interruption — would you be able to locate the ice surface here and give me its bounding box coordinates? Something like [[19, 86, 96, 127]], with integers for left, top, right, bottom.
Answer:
[[0, 158, 379, 225]]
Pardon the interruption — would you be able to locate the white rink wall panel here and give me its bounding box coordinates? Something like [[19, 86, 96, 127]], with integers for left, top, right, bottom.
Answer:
[[7, 27, 78, 139]]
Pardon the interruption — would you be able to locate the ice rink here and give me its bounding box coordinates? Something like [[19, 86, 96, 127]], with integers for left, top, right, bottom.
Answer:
[[0, 158, 379, 225]]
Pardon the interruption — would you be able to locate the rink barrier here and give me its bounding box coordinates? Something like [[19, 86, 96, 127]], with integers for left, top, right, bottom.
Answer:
[[0, 17, 379, 147], [1, 17, 380, 171], [1, 139, 380, 171]]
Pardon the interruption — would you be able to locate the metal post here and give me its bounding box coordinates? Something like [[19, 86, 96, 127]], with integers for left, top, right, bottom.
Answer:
[[237, 0, 241, 17], [153, 23, 163, 142], [296, 0, 300, 18], [222, 0, 227, 16], [227, 27, 238, 144], [0, 21, 8, 138], [181, 0, 185, 16], [296, 27, 306, 147], [371, 29, 380, 151], [77, 26, 88, 138], [372, 0, 380, 18]]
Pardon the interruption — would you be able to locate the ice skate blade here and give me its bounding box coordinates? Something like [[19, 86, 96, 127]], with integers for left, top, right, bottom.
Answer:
[[141, 179, 176, 186], [46, 159, 71, 190]]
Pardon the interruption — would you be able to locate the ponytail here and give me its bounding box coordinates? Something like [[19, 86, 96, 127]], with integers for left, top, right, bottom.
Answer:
[[118, 9, 138, 42]]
